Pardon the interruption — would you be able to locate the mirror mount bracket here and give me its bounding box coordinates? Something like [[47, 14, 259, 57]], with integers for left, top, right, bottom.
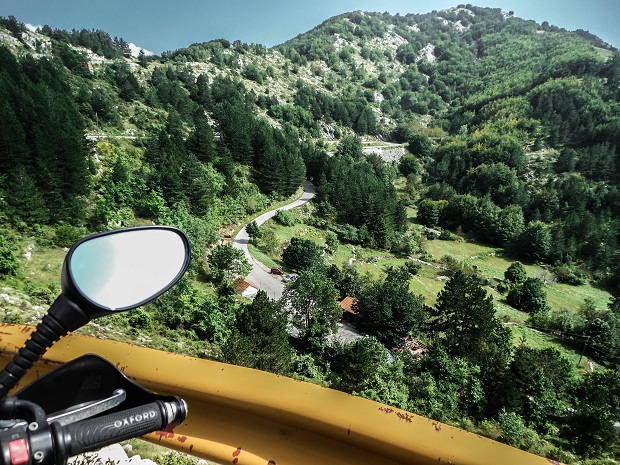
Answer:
[[0, 295, 89, 398], [47, 294, 91, 333]]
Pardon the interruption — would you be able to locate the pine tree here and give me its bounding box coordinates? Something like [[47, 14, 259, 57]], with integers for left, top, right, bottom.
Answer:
[[428, 271, 500, 362], [356, 267, 427, 347], [186, 116, 216, 163], [222, 291, 294, 374]]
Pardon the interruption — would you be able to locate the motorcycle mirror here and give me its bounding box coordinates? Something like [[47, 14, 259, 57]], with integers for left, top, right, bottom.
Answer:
[[64, 226, 190, 314], [0, 226, 190, 398]]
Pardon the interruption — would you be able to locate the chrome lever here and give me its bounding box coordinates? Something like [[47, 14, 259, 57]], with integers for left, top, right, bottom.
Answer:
[[47, 389, 126, 426]]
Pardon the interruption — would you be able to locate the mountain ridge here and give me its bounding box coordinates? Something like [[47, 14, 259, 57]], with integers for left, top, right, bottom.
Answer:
[[1, 6, 620, 461]]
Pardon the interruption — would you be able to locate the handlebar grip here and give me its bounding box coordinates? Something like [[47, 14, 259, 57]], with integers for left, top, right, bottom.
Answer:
[[57, 399, 186, 457]]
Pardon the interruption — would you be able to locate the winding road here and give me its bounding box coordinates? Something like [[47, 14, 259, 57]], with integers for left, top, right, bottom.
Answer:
[[232, 180, 315, 300], [232, 181, 363, 343]]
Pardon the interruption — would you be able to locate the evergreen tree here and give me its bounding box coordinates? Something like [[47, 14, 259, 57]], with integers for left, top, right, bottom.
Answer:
[[407, 348, 485, 421], [5, 166, 48, 224], [567, 369, 620, 456], [182, 155, 224, 217], [505, 261, 527, 285], [186, 116, 217, 163], [222, 291, 294, 374], [144, 126, 185, 206], [282, 237, 323, 271], [356, 267, 428, 347], [280, 150, 306, 196], [507, 277, 549, 315], [428, 271, 501, 364], [0, 61, 92, 225], [0, 229, 19, 277], [500, 346, 573, 431]]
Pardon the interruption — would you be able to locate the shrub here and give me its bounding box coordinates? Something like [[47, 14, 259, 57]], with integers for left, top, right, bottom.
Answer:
[[505, 261, 527, 285], [498, 410, 543, 454], [552, 262, 586, 285], [506, 277, 549, 314], [293, 353, 328, 384], [156, 452, 199, 465], [403, 260, 422, 275], [440, 254, 458, 268], [337, 224, 359, 243], [325, 232, 339, 252], [274, 209, 295, 226], [24, 281, 61, 305], [246, 220, 261, 240], [128, 309, 152, 329], [53, 224, 87, 249], [496, 281, 510, 295], [0, 230, 19, 277], [3, 311, 23, 324], [439, 229, 458, 241]]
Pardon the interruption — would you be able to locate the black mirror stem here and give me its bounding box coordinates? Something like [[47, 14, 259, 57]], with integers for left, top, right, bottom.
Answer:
[[0, 295, 90, 399]]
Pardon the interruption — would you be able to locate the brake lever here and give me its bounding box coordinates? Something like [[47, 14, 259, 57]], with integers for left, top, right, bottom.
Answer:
[[47, 389, 126, 426]]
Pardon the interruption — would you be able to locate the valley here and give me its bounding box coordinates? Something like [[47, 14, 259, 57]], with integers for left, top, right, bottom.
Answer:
[[0, 5, 619, 462]]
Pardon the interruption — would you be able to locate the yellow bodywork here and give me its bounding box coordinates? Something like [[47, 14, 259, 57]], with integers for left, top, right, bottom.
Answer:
[[0, 324, 557, 465]]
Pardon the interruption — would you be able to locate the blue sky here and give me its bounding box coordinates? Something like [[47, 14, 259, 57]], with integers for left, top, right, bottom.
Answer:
[[1, 1, 618, 55]]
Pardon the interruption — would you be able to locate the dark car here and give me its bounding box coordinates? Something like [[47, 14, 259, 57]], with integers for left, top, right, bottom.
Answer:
[[270, 267, 284, 275]]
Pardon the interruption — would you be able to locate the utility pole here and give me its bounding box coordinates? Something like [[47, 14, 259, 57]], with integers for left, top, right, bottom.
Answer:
[[578, 335, 590, 366]]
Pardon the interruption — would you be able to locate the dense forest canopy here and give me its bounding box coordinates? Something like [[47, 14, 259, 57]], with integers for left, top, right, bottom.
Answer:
[[1, 5, 620, 463]]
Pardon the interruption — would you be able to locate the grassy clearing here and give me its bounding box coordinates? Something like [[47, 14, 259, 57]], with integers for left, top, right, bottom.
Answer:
[[123, 439, 214, 464], [507, 323, 591, 375], [259, 218, 612, 315], [423, 237, 611, 314], [21, 243, 65, 285], [545, 281, 610, 313], [123, 439, 172, 460], [247, 245, 281, 270], [255, 213, 612, 366], [0, 236, 67, 323]]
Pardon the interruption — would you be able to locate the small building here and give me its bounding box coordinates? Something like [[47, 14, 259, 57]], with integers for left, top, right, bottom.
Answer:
[[234, 277, 259, 299], [395, 338, 429, 358], [339, 296, 358, 323]]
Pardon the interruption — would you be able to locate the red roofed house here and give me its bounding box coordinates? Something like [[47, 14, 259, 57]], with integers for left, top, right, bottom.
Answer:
[[339, 296, 358, 323], [234, 277, 259, 299]]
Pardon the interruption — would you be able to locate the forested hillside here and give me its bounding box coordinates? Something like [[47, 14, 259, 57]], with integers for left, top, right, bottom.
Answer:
[[1, 5, 620, 462]]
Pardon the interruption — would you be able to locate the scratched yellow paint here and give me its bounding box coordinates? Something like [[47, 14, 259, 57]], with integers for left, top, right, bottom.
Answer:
[[0, 324, 560, 465]]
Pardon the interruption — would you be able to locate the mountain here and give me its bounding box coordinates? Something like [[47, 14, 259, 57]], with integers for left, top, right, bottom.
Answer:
[[1, 7, 620, 460], [1, 5, 617, 279]]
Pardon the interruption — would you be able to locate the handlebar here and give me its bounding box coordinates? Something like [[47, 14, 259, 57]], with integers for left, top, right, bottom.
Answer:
[[59, 398, 186, 456], [0, 398, 187, 465]]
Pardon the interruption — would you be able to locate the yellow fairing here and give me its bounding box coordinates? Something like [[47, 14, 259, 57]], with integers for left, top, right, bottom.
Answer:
[[0, 324, 557, 465]]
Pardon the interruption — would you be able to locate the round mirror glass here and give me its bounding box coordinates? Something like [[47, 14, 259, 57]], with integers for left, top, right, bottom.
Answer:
[[68, 228, 189, 311]]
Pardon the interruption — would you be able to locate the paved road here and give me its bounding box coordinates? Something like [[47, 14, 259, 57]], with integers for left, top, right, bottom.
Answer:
[[232, 181, 364, 343], [233, 180, 315, 300]]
